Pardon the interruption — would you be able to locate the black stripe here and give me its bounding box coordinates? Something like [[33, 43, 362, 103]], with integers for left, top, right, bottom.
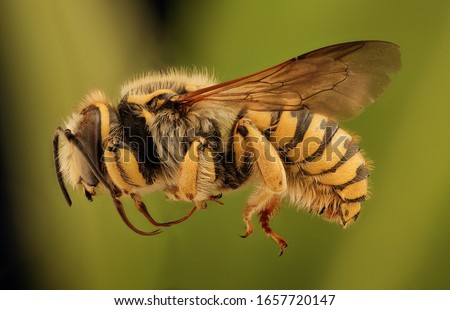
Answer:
[[279, 110, 313, 164], [263, 111, 282, 138], [104, 105, 117, 175], [321, 142, 360, 174], [226, 108, 247, 151], [270, 110, 282, 127], [200, 118, 223, 183], [221, 108, 251, 189], [279, 109, 313, 163], [319, 206, 327, 215], [303, 120, 339, 162], [233, 119, 253, 178], [334, 164, 370, 190], [236, 124, 249, 138], [118, 102, 159, 185], [225, 108, 247, 155], [344, 195, 366, 203], [285, 110, 313, 150], [238, 151, 253, 175]]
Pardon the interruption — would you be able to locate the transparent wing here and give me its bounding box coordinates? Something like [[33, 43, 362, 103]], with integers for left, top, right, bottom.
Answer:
[[177, 41, 401, 120]]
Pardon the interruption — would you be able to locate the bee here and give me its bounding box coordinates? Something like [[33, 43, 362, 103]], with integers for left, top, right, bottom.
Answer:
[[53, 41, 400, 254]]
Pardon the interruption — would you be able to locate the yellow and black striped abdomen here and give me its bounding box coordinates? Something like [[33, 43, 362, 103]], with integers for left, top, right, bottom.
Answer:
[[245, 109, 370, 227]]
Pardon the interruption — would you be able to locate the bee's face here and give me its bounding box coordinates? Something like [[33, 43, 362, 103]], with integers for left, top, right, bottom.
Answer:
[[54, 90, 119, 205], [58, 104, 103, 199]]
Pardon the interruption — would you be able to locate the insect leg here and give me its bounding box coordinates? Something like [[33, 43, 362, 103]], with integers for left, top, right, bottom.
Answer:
[[258, 195, 288, 256], [234, 118, 287, 193], [57, 128, 160, 235], [233, 118, 288, 251], [130, 192, 196, 227], [178, 136, 217, 202], [103, 139, 197, 227], [178, 138, 202, 201], [112, 196, 162, 236], [240, 186, 271, 238]]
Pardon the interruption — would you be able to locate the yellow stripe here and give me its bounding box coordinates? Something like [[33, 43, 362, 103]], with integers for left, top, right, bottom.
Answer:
[[319, 151, 364, 185], [104, 148, 131, 193], [302, 128, 351, 175], [127, 89, 176, 104], [104, 145, 147, 193], [117, 148, 147, 187], [93, 102, 110, 141], [272, 112, 297, 148], [245, 110, 272, 131], [140, 109, 153, 124], [336, 178, 368, 200]]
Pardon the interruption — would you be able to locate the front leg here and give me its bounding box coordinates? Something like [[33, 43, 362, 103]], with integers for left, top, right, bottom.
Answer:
[[130, 192, 196, 227], [104, 140, 196, 228]]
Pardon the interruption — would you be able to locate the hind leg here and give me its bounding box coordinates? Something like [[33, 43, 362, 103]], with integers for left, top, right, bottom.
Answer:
[[241, 186, 271, 238], [233, 118, 287, 193], [234, 118, 288, 252], [241, 189, 287, 255], [258, 195, 288, 256]]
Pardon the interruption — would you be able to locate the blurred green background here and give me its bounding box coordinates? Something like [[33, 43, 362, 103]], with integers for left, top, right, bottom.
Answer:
[[1, 0, 449, 289]]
